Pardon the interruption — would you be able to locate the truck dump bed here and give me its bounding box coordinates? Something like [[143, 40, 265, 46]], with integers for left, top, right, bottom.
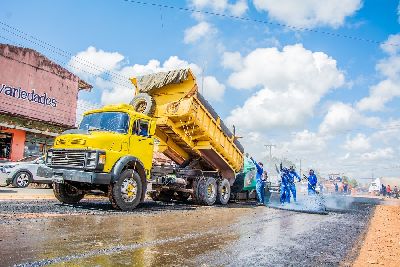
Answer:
[[131, 69, 244, 182]]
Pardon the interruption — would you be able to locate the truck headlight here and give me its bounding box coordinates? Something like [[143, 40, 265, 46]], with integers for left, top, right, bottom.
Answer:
[[86, 152, 97, 168], [85, 151, 105, 170]]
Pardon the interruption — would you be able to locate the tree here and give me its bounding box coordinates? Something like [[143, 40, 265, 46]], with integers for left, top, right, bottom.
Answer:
[[349, 178, 358, 188]]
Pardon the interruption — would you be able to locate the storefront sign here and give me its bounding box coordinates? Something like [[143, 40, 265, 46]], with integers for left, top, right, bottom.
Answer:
[[1, 83, 58, 107]]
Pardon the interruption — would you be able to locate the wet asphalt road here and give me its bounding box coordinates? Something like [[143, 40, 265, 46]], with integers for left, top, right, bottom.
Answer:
[[0, 196, 375, 267]]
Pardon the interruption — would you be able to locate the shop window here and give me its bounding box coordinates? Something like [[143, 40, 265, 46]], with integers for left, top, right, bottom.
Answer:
[[0, 132, 12, 159], [24, 133, 54, 157], [24, 142, 44, 157]]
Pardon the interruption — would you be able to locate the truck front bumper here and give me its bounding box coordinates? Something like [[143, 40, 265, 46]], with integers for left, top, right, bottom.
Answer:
[[37, 166, 112, 185]]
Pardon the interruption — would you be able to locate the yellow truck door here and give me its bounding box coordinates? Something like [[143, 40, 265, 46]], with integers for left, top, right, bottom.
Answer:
[[130, 119, 154, 177]]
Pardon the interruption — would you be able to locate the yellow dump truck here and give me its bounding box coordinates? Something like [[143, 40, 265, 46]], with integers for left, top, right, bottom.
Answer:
[[38, 69, 244, 210]]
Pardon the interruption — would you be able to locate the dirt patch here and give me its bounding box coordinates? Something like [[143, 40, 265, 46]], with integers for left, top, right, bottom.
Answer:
[[352, 205, 400, 267]]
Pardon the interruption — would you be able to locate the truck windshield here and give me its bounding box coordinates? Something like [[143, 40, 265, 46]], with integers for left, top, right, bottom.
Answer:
[[79, 112, 130, 134]]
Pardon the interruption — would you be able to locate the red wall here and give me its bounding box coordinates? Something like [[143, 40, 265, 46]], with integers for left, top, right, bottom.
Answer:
[[1, 129, 25, 161], [0, 45, 80, 127]]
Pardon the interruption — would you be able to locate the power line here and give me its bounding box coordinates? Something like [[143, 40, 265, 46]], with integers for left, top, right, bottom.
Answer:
[[121, 0, 400, 48], [0, 34, 132, 91], [0, 20, 131, 83]]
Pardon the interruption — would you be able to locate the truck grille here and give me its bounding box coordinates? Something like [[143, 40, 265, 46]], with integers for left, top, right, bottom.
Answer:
[[50, 150, 86, 168]]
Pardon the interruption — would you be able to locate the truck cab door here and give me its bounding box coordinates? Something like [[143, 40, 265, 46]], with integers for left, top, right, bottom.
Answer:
[[130, 119, 154, 172]]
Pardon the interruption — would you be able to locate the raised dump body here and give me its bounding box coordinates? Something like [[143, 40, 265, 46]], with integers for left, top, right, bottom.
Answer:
[[131, 69, 244, 183]]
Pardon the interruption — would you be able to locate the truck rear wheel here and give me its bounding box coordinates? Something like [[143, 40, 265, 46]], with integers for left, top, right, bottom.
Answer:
[[53, 183, 85, 204], [216, 179, 230, 205], [109, 169, 143, 211], [197, 177, 217, 206]]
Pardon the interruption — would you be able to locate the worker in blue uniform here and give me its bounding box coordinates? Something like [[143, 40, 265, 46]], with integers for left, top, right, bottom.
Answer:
[[250, 157, 265, 205], [279, 165, 291, 204], [307, 169, 318, 195], [288, 166, 301, 202]]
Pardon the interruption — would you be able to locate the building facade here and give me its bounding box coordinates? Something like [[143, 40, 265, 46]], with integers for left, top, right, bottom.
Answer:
[[0, 44, 91, 161]]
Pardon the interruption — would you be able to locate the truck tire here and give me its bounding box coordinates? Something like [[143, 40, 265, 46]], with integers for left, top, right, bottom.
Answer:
[[130, 93, 155, 116], [53, 183, 85, 204], [216, 179, 230, 205], [197, 177, 217, 206], [109, 169, 143, 211]]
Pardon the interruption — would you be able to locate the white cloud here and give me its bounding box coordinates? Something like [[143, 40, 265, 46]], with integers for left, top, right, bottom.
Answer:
[[319, 102, 359, 134], [380, 34, 400, 55], [229, 0, 248, 16], [200, 76, 226, 102], [370, 119, 400, 146], [101, 86, 133, 105], [361, 147, 394, 161], [356, 79, 400, 111], [68, 46, 124, 78], [288, 130, 327, 151], [357, 34, 400, 112], [253, 0, 362, 28], [376, 54, 400, 80], [344, 133, 371, 152], [225, 44, 345, 130], [222, 51, 243, 71], [184, 21, 216, 44], [69, 47, 223, 105], [318, 102, 380, 135], [191, 0, 248, 16]]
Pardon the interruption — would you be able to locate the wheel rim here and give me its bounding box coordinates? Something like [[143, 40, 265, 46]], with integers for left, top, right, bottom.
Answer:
[[221, 185, 229, 200], [121, 178, 138, 202], [207, 183, 216, 199], [17, 173, 29, 187], [136, 101, 147, 113]]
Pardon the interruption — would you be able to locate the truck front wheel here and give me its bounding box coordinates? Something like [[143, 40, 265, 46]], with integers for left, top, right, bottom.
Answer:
[[197, 177, 217, 206], [109, 169, 143, 211], [216, 179, 230, 205], [53, 183, 85, 204]]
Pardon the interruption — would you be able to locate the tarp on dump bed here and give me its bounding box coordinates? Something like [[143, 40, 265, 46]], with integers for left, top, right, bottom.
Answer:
[[136, 69, 190, 93]]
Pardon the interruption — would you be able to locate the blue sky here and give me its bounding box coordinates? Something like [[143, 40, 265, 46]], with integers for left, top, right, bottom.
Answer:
[[2, 0, 400, 179]]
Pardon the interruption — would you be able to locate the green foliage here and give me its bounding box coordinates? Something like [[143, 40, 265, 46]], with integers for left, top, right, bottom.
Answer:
[[349, 178, 358, 188]]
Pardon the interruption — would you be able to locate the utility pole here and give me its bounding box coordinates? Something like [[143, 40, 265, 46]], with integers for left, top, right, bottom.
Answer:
[[299, 159, 302, 178], [201, 61, 207, 95], [265, 144, 276, 160]]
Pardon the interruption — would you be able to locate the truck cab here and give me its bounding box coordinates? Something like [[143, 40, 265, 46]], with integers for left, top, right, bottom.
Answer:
[[39, 104, 156, 210]]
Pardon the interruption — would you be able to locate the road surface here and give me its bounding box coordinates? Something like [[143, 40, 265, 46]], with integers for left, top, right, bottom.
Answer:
[[0, 195, 380, 267]]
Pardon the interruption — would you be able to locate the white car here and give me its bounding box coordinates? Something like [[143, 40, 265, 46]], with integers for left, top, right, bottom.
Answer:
[[0, 156, 51, 188]]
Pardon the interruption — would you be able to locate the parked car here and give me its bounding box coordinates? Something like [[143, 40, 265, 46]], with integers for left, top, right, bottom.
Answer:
[[0, 156, 51, 188]]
